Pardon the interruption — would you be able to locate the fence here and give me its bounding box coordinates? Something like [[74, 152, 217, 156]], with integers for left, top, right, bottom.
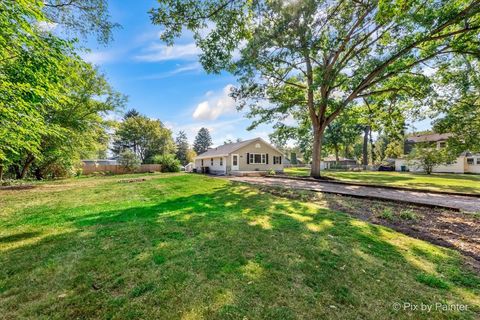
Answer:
[[82, 164, 162, 175]]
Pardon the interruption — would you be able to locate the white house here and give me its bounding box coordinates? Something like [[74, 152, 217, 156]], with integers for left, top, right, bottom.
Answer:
[[394, 133, 480, 174], [194, 138, 285, 175]]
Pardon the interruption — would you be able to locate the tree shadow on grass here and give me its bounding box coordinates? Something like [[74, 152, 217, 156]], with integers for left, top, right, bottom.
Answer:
[[0, 184, 478, 319]]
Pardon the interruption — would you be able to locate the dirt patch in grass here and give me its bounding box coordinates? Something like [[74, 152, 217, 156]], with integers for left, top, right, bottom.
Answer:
[[117, 178, 147, 183], [255, 184, 480, 271], [0, 185, 36, 191]]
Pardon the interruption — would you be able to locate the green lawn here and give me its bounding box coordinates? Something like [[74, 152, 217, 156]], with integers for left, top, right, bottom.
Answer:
[[284, 168, 480, 194], [0, 173, 478, 319]]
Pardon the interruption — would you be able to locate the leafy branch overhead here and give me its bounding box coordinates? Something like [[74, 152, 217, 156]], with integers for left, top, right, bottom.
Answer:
[[150, 0, 480, 177]]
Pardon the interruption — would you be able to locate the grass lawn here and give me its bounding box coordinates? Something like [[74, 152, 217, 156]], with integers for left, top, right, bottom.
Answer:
[[0, 173, 478, 319], [284, 167, 480, 194]]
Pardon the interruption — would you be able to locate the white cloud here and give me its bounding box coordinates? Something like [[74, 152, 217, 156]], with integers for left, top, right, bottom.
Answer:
[[139, 62, 202, 80], [37, 21, 57, 32], [192, 85, 237, 120], [135, 42, 201, 62], [82, 51, 116, 65]]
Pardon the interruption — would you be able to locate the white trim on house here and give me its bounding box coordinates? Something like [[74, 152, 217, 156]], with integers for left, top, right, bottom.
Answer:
[[248, 153, 267, 164]]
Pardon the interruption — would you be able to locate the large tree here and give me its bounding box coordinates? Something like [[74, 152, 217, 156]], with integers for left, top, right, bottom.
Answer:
[[112, 114, 175, 164], [193, 127, 212, 154], [433, 56, 480, 153], [150, 0, 480, 178]]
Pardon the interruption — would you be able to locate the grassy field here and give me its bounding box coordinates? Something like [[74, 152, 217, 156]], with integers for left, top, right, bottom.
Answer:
[[0, 173, 478, 319], [284, 168, 480, 194]]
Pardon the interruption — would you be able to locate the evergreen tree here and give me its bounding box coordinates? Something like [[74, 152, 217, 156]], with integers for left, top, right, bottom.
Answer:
[[175, 131, 190, 165], [124, 108, 140, 120], [193, 128, 212, 155]]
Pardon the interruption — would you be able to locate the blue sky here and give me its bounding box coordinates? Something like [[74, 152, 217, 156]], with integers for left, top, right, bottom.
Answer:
[[82, 0, 431, 147], [80, 0, 274, 147]]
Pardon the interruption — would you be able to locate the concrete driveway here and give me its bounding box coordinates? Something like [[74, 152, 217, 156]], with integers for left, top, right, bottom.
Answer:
[[229, 176, 480, 213]]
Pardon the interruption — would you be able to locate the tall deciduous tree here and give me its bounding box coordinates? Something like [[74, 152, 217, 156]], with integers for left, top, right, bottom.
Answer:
[[150, 0, 480, 178], [112, 114, 175, 164], [193, 127, 212, 154], [433, 57, 480, 153]]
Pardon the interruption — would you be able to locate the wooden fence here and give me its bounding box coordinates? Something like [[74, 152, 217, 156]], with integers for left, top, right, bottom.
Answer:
[[82, 164, 162, 175]]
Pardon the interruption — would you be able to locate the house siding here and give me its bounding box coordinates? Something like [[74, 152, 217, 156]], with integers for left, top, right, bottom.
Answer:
[[228, 141, 284, 173], [195, 157, 226, 174]]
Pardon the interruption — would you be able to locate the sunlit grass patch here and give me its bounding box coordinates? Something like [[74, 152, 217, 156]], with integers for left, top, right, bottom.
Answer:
[[0, 173, 478, 319]]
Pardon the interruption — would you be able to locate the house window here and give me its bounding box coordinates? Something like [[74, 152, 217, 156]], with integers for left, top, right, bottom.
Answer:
[[255, 143, 261, 148], [467, 158, 474, 165], [249, 153, 266, 164], [211, 158, 214, 166], [439, 141, 446, 148], [273, 156, 282, 164], [477, 158, 480, 165], [220, 158, 223, 166], [201, 159, 204, 166]]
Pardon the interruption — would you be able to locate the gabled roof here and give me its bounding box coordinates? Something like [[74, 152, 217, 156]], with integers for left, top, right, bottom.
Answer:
[[406, 133, 452, 143], [195, 137, 283, 159]]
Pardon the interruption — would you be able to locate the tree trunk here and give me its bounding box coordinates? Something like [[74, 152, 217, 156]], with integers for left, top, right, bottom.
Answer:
[[0, 165, 3, 181], [18, 155, 35, 179], [369, 129, 375, 164], [310, 127, 323, 179], [334, 145, 340, 163], [362, 126, 370, 167]]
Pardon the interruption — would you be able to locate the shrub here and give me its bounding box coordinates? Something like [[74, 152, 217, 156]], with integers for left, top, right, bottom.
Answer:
[[378, 208, 394, 220], [119, 150, 141, 173], [267, 169, 276, 175], [399, 209, 418, 221], [153, 154, 180, 172]]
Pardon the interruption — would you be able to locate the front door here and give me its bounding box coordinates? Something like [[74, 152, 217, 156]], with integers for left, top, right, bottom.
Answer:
[[231, 154, 239, 171]]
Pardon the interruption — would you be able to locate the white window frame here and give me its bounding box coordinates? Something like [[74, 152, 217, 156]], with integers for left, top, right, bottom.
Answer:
[[220, 157, 223, 166], [273, 156, 281, 164], [211, 158, 214, 166], [249, 153, 266, 164]]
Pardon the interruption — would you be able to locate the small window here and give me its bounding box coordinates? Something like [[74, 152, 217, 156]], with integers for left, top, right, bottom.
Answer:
[[439, 141, 446, 148], [273, 156, 282, 164], [255, 143, 261, 148], [220, 158, 223, 166], [211, 158, 214, 166], [201, 159, 204, 166], [477, 158, 480, 165], [467, 158, 474, 165]]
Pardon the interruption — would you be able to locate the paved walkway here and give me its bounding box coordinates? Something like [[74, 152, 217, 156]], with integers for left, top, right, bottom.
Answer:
[[229, 176, 480, 212]]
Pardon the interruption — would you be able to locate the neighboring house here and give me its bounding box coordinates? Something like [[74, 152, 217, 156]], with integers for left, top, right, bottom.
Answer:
[[81, 159, 118, 166], [321, 156, 357, 170], [394, 133, 480, 174], [194, 138, 285, 175]]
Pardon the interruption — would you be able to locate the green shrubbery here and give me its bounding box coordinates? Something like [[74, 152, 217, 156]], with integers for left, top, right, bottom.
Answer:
[[153, 154, 180, 172]]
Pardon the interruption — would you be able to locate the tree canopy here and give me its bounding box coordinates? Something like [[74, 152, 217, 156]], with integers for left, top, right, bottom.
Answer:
[[112, 114, 175, 164], [0, 0, 124, 180], [150, 0, 480, 177]]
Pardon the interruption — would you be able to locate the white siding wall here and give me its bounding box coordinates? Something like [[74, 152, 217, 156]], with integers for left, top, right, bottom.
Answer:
[[194, 157, 226, 174], [465, 156, 480, 174], [395, 157, 465, 173]]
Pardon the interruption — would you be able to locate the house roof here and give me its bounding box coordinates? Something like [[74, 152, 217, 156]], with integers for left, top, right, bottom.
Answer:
[[195, 138, 283, 159], [406, 133, 452, 143]]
